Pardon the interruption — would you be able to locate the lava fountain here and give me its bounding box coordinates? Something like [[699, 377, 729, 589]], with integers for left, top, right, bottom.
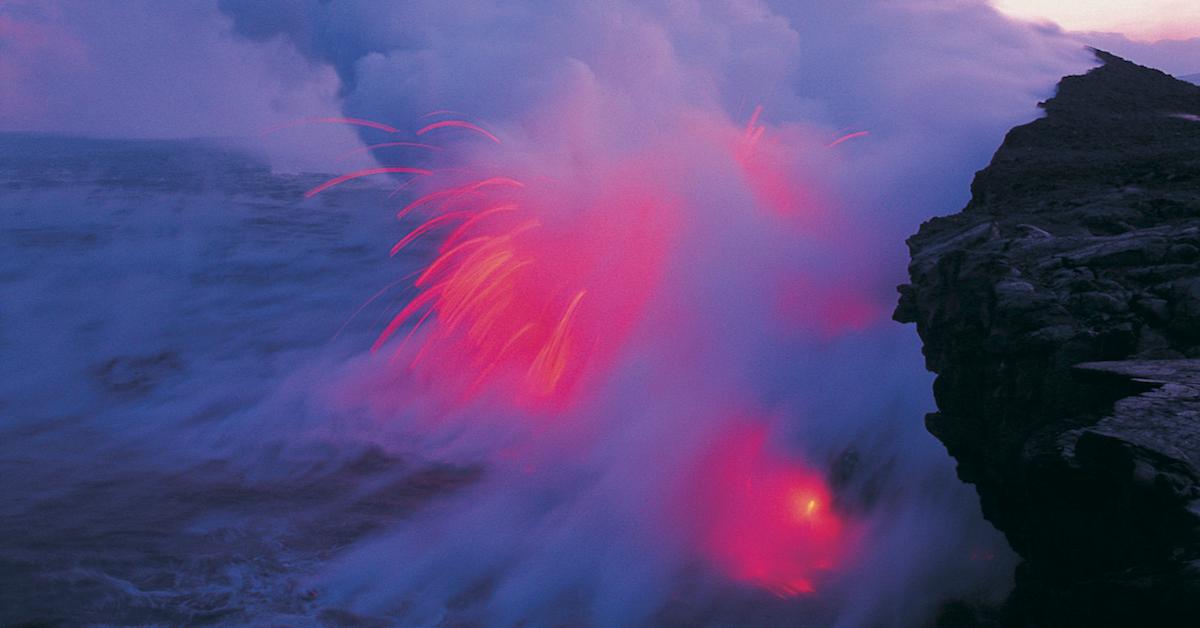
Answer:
[[368, 166, 676, 412], [303, 109, 873, 622]]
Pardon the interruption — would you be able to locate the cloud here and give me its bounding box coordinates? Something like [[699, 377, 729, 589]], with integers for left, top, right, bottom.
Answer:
[[0, 0, 363, 170]]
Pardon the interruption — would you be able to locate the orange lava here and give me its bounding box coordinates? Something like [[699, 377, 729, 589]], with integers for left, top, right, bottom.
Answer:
[[687, 423, 849, 596], [305, 167, 432, 198], [734, 106, 831, 229], [304, 107, 865, 598], [416, 119, 502, 144], [371, 165, 676, 409], [826, 130, 869, 149]]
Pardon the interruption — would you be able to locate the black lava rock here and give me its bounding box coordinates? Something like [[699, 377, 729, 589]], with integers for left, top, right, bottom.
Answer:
[[896, 50, 1200, 627]]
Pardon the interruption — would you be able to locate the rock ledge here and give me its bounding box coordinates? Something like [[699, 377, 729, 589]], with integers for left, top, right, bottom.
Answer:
[[896, 51, 1200, 626]]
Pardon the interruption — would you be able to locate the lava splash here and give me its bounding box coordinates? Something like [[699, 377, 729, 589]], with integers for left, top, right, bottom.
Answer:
[[371, 167, 676, 411], [304, 110, 864, 617], [683, 422, 850, 598]]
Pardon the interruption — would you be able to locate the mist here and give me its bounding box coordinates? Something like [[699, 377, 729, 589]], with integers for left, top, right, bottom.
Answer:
[[213, 0, 1091, 624], [0, 0, 1112, 625]]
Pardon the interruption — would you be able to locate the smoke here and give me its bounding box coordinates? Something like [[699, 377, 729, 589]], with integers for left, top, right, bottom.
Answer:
[[199, 0, 1104, 625]]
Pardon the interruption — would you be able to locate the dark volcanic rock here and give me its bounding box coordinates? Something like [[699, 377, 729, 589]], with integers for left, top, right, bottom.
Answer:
[[896, 51, 1200, 626]]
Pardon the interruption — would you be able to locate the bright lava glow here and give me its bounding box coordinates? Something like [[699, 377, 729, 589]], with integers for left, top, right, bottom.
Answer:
[[303, 116, 675, 408], [686, 423, 849, 597], [308, 109, 858, 594], [370, 167, 673, 408], [305, 167, 432, 198]]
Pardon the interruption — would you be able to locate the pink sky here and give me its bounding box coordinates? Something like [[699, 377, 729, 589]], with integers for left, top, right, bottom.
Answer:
[[994, 0, 1200, 41]]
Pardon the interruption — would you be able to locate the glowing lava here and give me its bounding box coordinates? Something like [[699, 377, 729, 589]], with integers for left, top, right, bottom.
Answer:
[[305, 118, 677, 408], [734, 106, 835, 232], [307, 111, 858, 598], [416, 119, 502, 144], [686, 423, 849, 597], [372, 169, 675, 408]]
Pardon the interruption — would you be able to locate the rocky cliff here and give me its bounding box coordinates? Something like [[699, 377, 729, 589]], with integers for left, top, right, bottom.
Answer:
[[895, 51, 1200, 626]]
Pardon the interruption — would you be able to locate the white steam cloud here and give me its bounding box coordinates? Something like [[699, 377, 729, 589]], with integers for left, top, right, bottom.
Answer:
[[204, 0, 1096, 625]]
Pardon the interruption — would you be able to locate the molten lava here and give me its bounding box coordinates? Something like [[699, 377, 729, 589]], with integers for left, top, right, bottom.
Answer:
[[337, 159, 676, 409], [307, 111, 858, 598], [687, 423, 849, 597]]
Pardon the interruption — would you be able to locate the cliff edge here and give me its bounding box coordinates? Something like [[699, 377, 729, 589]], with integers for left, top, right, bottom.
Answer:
[[896, 50, 1200, 626]]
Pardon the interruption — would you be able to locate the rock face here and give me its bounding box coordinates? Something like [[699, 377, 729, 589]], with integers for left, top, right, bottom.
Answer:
[[895, 51, 1200, 626]]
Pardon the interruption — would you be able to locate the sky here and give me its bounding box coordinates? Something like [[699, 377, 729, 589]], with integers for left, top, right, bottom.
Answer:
[[0, 0, 364, 170], [994, 0, 1200, 41], [0, 0, 1196, 156]]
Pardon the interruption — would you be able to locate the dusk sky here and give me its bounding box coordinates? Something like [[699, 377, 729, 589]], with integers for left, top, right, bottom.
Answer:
[[995, 0, 1200, 40]]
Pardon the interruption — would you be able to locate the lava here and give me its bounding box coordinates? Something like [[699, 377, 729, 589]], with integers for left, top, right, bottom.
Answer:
[[358, 159, 676, 409], [310, 110, 857, 597], [260, 116, 401, 135], [685, 423, 850, 597], [305, 166, 432, 198], [415, 119, 502, 144], [826, 130, 870, 148], [734, 107, 832, 230]]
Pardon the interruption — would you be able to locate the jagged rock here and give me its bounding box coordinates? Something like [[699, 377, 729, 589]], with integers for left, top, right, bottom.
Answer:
[[896, 51, 1200, 626]]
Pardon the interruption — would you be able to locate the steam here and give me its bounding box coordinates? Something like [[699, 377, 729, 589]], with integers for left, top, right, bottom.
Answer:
[[0, 0, 1104, 624], [0, 0, 366, 172], [208, 0, 1099, 625]]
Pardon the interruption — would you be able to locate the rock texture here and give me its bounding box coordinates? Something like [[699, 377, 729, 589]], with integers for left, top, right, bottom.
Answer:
[[895, 51, 1200, 626]]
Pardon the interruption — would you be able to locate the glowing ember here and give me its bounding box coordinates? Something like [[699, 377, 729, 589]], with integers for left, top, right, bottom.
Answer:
[[415, 119, 502, 144], [734, 107, 831, 229], [305, 166, 432, 198], [826, 130, 870, 148]]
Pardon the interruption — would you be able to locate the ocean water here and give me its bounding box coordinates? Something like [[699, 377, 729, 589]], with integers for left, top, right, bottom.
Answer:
[[0, 134, 472, 625]]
